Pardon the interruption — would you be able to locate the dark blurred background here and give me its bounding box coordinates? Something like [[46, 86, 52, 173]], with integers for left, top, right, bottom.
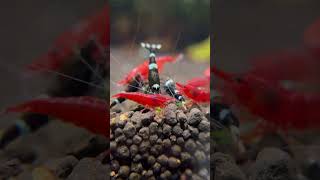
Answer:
[[0, 0, 105, 109], [110, 0, 210, 50], [0, 0, 105, 165], [213, 0, 320, 72]]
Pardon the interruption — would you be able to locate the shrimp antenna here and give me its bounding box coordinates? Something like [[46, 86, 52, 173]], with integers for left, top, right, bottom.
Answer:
[[140, 42, 162, 53]]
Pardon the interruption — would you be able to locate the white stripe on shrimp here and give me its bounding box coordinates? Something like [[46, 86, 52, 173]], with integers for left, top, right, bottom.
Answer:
[[152, 84, 160, 89], [149, 63, 158, 70]]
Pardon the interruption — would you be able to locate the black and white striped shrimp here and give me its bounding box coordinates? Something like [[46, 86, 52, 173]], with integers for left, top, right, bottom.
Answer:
[[164, 78, 185, 101], [141, 42, 162, 93]]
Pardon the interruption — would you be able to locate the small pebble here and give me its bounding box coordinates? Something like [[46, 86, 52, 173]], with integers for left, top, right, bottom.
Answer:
[[162, 124, 172, 136], [156, 138, 162, 144], [199, 132, 210, 143], [199, 168, 210, 178], [166, 103, 178, 111], [185, 169, 193, 176], [126, 139, 133, 146], [130, 144, 139, 156], [131, 163, 143, 173], [170, 135, 177, 142], [149, 134, 158, 144], [144, 169, 153, 177], [118, 166, 130, 178], [168, 157, 181, 169], [160, 170, 172, 179], [177, 137, 185, 146], [141, 112, 154, 126], [117, 146, 130, 159], [182, 130, 191, 139], [132, 135, 142, 145], [162, 139, 171, 149], [181, 152, 192, 165], [139, 127, 150, 140], [129, 172, 141, 180], [139, 141, 151, 153], [153, 162, 162, 174], [188, 108, 202, 126], [189, 126, 199, 138], [148, 156, 156, 166], [171, 145, 182, 157], [198, 120, 210, 132], [177, 110, 187, 123], [117, 120, 127, 129], [149, 122, 158, 134], [185, 139, 196, 152], [195, 150, 206, 163], [165, 111, 178, 125], [130, 112, 142, 124], [115, 135, 126, 144], [150, 145, 163, 156], [173, 125, 183, 136], [111, 160, 119, 171], [133, 154, 142, 162], [114, 128, 123, 138], [123, 122, 136, 137], [157, 155, 168, 166], [142, 153, 150, 161]]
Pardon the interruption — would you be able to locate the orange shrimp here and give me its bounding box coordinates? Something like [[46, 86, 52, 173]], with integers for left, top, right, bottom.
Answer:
[[117, 54, 182, 86], [212, 66, 320, 130], [112, 92, 175, 108], [4, 96, 109, 137], [176, 82, 210, 103], [27, 5, 109, 73]]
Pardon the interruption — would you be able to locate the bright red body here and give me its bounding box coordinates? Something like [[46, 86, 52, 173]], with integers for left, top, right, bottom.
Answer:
[[204, 67, 210, 78], [27, 5, 109, 72], [248, 49, 320, 85], [213, 67, 320, 130], [112, 92, 175, 108], [176, 82, 210, 103], [5, 97, 109, 137], [117, 55, 181, 86], [186, 77, 210, 90]]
